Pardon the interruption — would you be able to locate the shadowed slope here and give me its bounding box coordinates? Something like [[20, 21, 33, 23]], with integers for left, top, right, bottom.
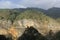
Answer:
[[0, 35, 12, 40], [18, 26, 47, 40]]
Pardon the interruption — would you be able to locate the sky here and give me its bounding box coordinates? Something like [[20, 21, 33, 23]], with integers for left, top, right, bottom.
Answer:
[[0, 0, 60, 9]]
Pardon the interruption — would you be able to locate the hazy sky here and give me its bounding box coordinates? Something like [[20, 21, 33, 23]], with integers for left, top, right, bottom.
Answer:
[[0, 0, 60, 9]]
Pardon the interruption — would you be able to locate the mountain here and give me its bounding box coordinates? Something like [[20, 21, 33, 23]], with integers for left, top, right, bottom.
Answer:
[[13, 7, 60, 19], [13, 10, 60, 35], [15, 9, 47, 20], [46, 7, 60, 18], [0, 8, 60, 40], [0, 7, 60, 21]]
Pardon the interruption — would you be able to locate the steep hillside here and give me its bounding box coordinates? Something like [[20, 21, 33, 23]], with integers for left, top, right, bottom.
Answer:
[[15, 10, 47, 20], [13, 7, 60, 19], [0, 9, 21, 23], [0, 7, 60, 20], [0, 8, 60, 37], [13, 10, 60, 36], [0, 9, 10, 19], [46, 7, 60, 18]]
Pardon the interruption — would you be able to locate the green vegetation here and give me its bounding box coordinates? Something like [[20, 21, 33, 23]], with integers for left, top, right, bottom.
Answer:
[[0, 9, 20, 23], [16, 10, 49, 20], [0, 9, 10, 19], [56, 18, 60, 23], [0, 8, 60, 23]]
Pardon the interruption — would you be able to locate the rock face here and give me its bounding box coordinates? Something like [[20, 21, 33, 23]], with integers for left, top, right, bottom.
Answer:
[[0, 19, 60, 39], [13, 19, 60, 36], [0, 20, 12, 29], [0, 20, 12, 35], [13, 19, 49, 36]]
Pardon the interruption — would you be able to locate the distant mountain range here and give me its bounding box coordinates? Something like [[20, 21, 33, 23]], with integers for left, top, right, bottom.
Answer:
[[13, 7, 60, 19], [45, 7, 60, 18]]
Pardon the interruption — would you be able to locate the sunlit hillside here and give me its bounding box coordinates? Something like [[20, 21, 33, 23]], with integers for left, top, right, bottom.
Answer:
[[0, 8, 60, 40]]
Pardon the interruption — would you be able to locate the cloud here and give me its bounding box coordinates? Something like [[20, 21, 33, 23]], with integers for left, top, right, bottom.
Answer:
[[54, 0, 60, 7], [18, 0, 57, 9], [0, 0, 60, 9], [0, 1, 11, 8], [0, 0, 26, 9]]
